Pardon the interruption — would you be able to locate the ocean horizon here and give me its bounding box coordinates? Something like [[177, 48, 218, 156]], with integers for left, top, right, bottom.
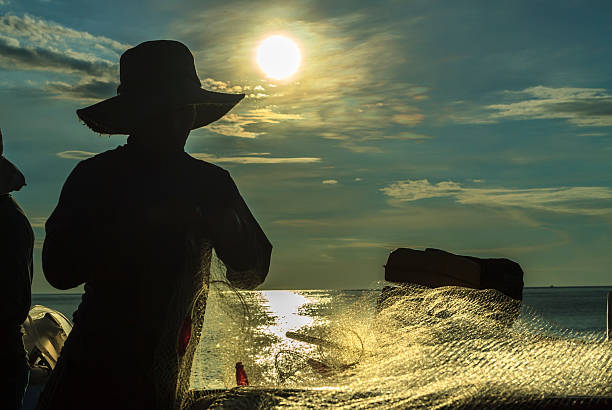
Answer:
[[33, 285, 612, 335], [27, 285, 612, 407]]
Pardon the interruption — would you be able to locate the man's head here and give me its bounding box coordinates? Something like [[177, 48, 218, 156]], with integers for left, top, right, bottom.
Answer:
[[133, 104, 197, 151], [76, 40, 244, 136]]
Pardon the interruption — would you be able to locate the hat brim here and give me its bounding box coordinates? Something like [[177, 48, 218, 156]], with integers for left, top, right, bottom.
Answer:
[[0, 156, 26, 193], [76, 88, 245, 135]]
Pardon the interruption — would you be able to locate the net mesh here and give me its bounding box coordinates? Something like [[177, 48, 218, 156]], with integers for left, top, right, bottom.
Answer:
[[150, 235, 212, 410], [184, 284, 612, 409]]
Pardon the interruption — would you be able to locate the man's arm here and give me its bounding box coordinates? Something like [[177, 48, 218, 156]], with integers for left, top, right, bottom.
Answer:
[[210, 171, 272, 289], [0, 212, 33, 327], [43, 161, 101, 290]]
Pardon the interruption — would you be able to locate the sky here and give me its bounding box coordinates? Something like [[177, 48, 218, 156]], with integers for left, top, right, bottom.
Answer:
[[1, 0, 612, 292]]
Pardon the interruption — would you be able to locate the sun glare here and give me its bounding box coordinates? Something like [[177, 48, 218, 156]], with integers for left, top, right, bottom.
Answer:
[[256, 35, 301, 80]]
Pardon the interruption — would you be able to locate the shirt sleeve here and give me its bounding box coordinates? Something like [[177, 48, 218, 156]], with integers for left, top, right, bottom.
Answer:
[[43, 161, 112, 289], [210, 171, 272, 289], [0, 206, 33, 328]]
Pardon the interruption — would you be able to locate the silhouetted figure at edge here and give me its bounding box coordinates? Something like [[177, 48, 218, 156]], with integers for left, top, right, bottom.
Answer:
[[36, 41, 272, 410], [0, 128, 34, 410]]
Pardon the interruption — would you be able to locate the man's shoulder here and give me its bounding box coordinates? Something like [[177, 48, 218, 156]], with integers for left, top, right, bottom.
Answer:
[[83, 145, 127, 163], [184, 153, 230, 178], [71, 145, 128, 173], [0, 196, 32, 240]]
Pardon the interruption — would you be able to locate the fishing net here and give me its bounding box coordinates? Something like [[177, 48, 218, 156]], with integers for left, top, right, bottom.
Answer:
[[150, 235, 212, 410], [184, 285, 612, 409]]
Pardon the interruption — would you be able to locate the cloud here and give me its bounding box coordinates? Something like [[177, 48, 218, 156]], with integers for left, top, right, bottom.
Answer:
[[382, 131, 434, 140], [577, 132, 608, 137], [46, 79, 116, 100], [191, 153, 321, 164], [486, 86, 612, 127], [170, 5, 431, 151], [320, 132, 348, 140], [241, 108, 303, 124], [319, 128, 433, 153], [272, 219, 332, 227], [323, 238, 395, 250], [208, 109, 303, 138], [0, 14, 249, 105], [206, 114, 262, 139], [200, 77, 233, 92], [381, 178, 612, 215], [57, 150, 96, 160], [0, 35, 117, 77], [34, 238, 44, 249], [322, 179, 338, 184], [391, 113, 425, 126], [339, 142, 383, 153], [0, 14, 128, 51], [0, 14, 128, 99], [57, 150, 320, 164], [29, 217, 47, 228]]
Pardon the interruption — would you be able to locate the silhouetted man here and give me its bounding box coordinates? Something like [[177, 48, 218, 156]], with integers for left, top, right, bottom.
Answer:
[[37, 41, 272, 410], [0, 128, 34, 409]]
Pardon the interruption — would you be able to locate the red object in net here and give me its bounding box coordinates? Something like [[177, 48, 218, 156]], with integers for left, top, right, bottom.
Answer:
[[307, 358, 333, 376], [235, 362, 249, 386], [178, 316, 192, 356]]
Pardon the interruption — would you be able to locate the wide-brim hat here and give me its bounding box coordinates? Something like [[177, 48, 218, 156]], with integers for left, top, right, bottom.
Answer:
[[0, 129, 26, 193], [76, 40, 245, 135]]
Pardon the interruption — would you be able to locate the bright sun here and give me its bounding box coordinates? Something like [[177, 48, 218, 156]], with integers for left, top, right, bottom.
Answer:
[[256, 35, 301, 80]]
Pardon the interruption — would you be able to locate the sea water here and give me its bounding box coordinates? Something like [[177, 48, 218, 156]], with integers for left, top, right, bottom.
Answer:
[[33, 287, 611, 398], [33, 287, 612, 336]]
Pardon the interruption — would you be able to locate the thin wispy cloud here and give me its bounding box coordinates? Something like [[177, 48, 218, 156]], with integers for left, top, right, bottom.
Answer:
[[391, 113, 425, 126], [577, 132, 608, 137], [29, 217, 47, 228], [323, 237, 395, 250], [206, 115, 262, 139], [381, 179, 612, 216], [57, 150, 321, 164], [336, 141, 382, 153], [56, 150, 96, 160], [34, 238, 44, 250], [191, 153, 321, 164], [46, 79, 116, 101], [272, 219, 332, 227], [381, 131, 434, 140], [208, 109, 303, 138], [487, 86, 612, 127]]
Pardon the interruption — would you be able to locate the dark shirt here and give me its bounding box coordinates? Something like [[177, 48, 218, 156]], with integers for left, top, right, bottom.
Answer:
[[43, 138, 271, 357], [0, 194, 34, 356]]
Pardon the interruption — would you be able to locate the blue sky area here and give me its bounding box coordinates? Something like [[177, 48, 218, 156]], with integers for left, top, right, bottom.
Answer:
[[2, 0, 612, 292]]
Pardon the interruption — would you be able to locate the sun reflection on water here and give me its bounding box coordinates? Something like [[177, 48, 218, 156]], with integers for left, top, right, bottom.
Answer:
[[257, 290, 315, 340], [192, 288, 612, 407]]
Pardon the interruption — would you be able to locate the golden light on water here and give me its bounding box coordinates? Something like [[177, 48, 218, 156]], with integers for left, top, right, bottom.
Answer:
[[256, 35, 301, 80], [258, 290, 314, 339]]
